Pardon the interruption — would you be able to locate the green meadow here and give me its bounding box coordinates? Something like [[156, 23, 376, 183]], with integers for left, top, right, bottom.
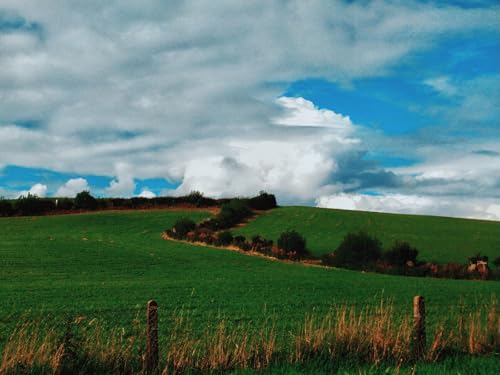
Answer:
[[0, 209, 498, 373], [235, 206, 500, 262]]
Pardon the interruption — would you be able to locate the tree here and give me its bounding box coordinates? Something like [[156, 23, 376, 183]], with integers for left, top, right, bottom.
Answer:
[[0, 197, 13, 216], [383, 241, 418, 266], [332, 231, 382, 270], [249, 191, 277, 210], [74, 191, 97, 210], [277, 229, 308, 257], [217, 199, 252, 228], [172, 218, 196, 239]]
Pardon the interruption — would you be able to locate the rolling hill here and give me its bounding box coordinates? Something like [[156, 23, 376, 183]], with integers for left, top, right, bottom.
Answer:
[[235, 206, 500, 263]]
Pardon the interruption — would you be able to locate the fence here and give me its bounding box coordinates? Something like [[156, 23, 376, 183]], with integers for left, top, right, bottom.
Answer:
[[144, 295, 431, 373]]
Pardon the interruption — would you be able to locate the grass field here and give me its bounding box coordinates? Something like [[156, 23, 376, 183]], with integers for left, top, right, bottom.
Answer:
[[235, 206, 500, 263], [0, 209, 499, 373]]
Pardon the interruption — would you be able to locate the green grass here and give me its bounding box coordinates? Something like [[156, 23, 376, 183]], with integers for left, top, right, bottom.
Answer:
[[232, 356, 500, 374], [1, 209, 498, 338], [235, 206, 500, 263]]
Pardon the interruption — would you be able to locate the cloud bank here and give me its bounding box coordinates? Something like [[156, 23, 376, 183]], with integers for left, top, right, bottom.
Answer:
[[0, 1, 498, 219]]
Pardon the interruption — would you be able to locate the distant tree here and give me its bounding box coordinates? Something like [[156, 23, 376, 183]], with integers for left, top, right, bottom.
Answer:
[[217, 231, 234, 246], [14, 194, 55, 216], [277, 229, 308, 257], [217, 199, 252, 228], [74, 191, 97, 210], [172, 218, 196, 239], [332, 231, 382, 270], [249, 191, 277, 210], [383, 241, 419, 266], [0, 197, 13, 216]]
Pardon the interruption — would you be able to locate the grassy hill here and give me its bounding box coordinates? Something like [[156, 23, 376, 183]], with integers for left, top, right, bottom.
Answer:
[[235, 206, 500, 263], [1, 209, 498, 339]]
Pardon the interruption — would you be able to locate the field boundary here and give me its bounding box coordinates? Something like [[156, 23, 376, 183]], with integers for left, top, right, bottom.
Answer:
[[162, 231, 334, 270]]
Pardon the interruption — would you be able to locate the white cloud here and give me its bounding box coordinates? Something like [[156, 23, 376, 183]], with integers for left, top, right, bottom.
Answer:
[[316, 193, 500, 221], [55, 178, 89, 197], [17, 183, 47, 198], [106, 163, 136, 197], [423, 76, 457, 96], [274, 97, 352, 129], [138, 189, 156, 199]]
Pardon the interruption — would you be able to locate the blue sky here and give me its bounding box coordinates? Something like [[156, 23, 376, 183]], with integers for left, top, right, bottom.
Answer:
[[0, 0, 499, 219]]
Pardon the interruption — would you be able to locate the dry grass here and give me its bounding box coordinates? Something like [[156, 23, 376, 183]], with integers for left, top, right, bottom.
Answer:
[[1, 299, 498, 374]]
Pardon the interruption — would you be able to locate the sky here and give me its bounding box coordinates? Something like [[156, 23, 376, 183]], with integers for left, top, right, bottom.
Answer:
[[0, 0, 499, 220]]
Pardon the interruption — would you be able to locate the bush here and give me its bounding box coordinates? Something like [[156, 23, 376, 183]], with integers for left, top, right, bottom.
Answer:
[[383, 241, 418, 267], [249, 191, 277, 210], [250, 235, 273, 252], [74, 191, 97, 210], [277, 230, 308, 257], [217, 231, 233, 246], [0, 197, 13, 216], [14, 194, 55, 216], [171, 218, 197, 239], [331, 231, 382, 270], [468, 253, 488, 264], [217, 199, 252, 228], [56, 198, 74, 210], [493, 257, 500, 268]]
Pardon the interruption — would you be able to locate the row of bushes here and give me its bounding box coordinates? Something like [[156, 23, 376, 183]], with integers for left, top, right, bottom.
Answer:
[[0, 191, 277, 217], [322, 231, 500, 280], [189, 194, 276, 232], [167, 214, 309, 260], [167, 215, 499, 280]]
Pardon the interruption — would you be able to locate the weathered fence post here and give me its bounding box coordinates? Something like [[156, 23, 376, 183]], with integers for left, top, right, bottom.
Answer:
[[146, 300, 159, 373], [413, 295, 426, 359]]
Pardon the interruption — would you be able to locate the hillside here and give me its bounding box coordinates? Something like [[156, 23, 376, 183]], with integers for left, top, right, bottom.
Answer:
[[234, 206, 500, 263], [1, 210, 498, 340]]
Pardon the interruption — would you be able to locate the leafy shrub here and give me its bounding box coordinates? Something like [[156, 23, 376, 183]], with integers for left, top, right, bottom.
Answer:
[[493, 257, 500, 268], [383, 241, 418, 266], [0, 197, 13, 216], [468, 253, 488, 264], [330, 231, 382, 270], [198, 218, 221, 231], [217, 231, 233, 246], [14, 194, 55, 216], [234, 235, 246, 245], [233, 235, 251, 251], [74, 191, 97, 210], [249, 191, 277, 210], [172, 218, 197, 239], [250, 235, 273, 252], [277, 230, 308, 257], [217, 199, 252, 228], [184, 191, 204, 206], [56, 198, 74, 210], [439, 262, 466, 279]]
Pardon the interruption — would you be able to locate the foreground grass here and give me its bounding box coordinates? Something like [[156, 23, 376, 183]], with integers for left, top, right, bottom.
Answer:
[[1, 210, 498, 334], [1, 300, 498, 374], [235, 206, 500, 262]]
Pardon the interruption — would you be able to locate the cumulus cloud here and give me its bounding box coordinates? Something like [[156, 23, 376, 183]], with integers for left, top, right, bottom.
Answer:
[[17, 183, 47, 198], [316, 193, 500, 221], [274, 97, 352, 129], [0, 0, 497, 178], [106, 163, 136, 197], [138, 189, 156, 198], [55, 178, 89, 197]]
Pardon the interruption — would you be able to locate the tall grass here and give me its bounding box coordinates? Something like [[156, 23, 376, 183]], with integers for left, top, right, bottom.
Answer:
[[1, 299, 497, 374]]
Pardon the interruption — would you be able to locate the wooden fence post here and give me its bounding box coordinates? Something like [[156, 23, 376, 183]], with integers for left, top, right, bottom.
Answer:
[[413, 295, 426, 359], [146, 300, 159, 373]]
